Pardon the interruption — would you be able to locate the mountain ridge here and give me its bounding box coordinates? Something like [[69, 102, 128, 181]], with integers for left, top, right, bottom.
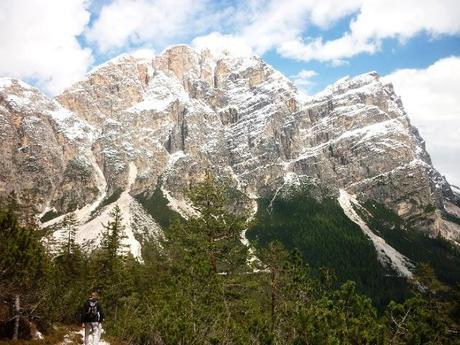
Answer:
[[1, 45, 459, 263]]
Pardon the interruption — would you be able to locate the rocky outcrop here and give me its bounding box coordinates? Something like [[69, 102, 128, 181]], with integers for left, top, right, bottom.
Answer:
[[1, 45, 459, 250], [0, 78, 100, 217]]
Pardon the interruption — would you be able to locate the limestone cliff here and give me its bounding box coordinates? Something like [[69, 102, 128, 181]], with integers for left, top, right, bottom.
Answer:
[[1, 45, 459, 254]]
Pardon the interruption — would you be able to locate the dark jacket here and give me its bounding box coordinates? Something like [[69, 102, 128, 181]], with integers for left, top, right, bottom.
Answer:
[[80, 298, 104, 323]]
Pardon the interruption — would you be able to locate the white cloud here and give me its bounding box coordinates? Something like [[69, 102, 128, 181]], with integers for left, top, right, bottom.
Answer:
[[278, 0, 460, 63], [383, 56, 460, 186], [2, 0, 460, 95], [278, 34, 376, 65], [191, 32, 253, 57], [238, 0, 363, 55], [237, 0, 309, 55], [86, 0, 212, 52], [88, 0, 364, 57], [0, 0, 92, 95], [129, 48, 156, 60], [350, 0, 460, 41], [294, 70, 317, 79], [290, 69, 317, 94], [87, 0, 460, 64]]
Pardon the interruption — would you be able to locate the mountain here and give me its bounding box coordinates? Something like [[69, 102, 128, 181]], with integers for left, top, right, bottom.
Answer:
[[1, 45, 459, 277]]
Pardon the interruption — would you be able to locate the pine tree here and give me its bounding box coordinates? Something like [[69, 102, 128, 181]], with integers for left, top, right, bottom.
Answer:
[[100, 205, 128, 260], [61, 212, 78, 256], [138, 173, 256, 343], [383, 263, 457, 344], [0, 207, 45, 287], [55, 212, 83, 281], [90, 204, 132, 326], [257, 241, 289, 339], [50, 211, 88, 323], [187, 171, 248, 274], [0, 206, 50, 340], [256, 242, 315, 343]]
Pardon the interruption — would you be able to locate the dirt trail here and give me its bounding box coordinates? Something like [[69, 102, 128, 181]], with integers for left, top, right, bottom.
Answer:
[[58, 327, 110, 345]]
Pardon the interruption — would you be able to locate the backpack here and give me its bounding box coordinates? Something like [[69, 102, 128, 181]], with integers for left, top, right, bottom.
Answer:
[[86, 300, 99, 320]]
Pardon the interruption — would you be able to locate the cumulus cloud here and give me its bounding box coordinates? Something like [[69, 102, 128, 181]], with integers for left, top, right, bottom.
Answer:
[[128, 48, 156, 60], [383, 56, 460, 186], [241, 0, 363, 54], [192, 0, 363, 57], [86, 0, 460, 64], [88, 0, 363, 56], [350, 0, 460, 40], [278, 34, 376, 65], [0, 0, 92, 95], [279, 0, 460, 63], [290, 69, 318, 94], [86, 0, 217, 52], [2, 0, 460, 96], [191, 32, 253, 57]]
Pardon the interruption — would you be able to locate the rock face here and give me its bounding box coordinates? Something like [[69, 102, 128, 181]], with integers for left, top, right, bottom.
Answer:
[[0, 78, 100, 217], [1, 45, 459, 251]]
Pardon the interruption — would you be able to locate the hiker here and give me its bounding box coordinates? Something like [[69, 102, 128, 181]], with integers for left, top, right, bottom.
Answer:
[[81, 291, 105, 345]]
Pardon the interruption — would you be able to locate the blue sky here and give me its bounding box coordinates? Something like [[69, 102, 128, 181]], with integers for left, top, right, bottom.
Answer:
[[1, 0, 459, 185], [265, 34, 460, 93], [2, 0, 459, 95]]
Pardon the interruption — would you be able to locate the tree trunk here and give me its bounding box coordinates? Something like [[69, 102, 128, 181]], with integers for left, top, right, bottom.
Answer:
[[209, 238, 217, 273], [210, 251, 217, 273], [13, 294, 20, 340]]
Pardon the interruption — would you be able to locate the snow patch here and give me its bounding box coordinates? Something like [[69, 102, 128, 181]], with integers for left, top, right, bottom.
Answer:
[[0, 77, 13, 89], [268, 172, 299, 213], [87, 53, 144, 75], [451, 185, 460, 196], [46, 103, 96, 142], [131, 97, 173, 112], [160, 186, 198, 220], [42, 154, 107, 227], [338, 189, 413, 278], [441, 220, 460, 245], [347, 159, 429, 188], [76, 162, 142, 258], [38, 206, 55, 219], [239, 194, 265, 271], [6, 94, 31, 107], [230, 56, 260, 73], [127, 70, 190, 114], [445, 201, 460, 218], [159, 150, 198, 219], [42, 161, 154, 258], [294, 116, 408, 163], [315, 72, 380, 99], [0, 77, 35, 91], [59, 328, 110, 345]]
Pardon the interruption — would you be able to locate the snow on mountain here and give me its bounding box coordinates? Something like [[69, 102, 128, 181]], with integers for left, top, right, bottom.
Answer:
[[338, 189, 413, 278], [1, 45, 459, 259]]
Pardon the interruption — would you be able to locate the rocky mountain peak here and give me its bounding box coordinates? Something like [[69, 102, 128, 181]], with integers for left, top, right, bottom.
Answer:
[[154, 44, 214, 86], [57, 54, 151, 125], [1, 45, 459, 255]]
